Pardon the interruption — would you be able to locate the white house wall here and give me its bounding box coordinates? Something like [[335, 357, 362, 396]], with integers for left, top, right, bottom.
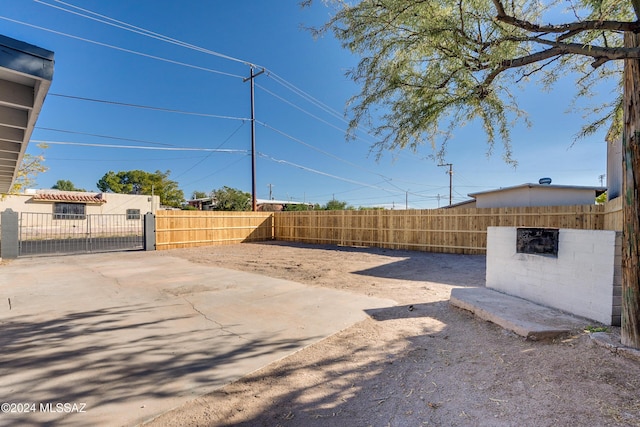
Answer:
[[475, 187, 597, 208], [0, 193, 160, 215]]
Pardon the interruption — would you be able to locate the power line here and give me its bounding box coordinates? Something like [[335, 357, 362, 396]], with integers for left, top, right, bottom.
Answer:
[[181, 155, 249, 188], [173, 121, 247, 179], [257, 152, 405, 194], [35, 0, 254, 66], [33, 140, 249, 153], [49, 93, 249, 121], [257, 121, 412, 193], [6, 5, 446, 200], [40, 93, 436, 197], [35, 127, 176, 146], [28, 1, 381, 148], [0, 15, 245, 79], [4, 8, 414, 179], [256, 83, 357, 140]]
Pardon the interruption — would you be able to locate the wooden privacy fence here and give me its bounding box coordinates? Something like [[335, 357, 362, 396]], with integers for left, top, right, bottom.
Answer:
[[155, 211, 273, 250], [604, 197, 623, 231], [153, 202, 621, 254], [273, 204, 608, 255]]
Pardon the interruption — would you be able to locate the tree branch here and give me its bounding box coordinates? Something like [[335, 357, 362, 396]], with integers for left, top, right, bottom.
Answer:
[[491, 0, 640, 34], [482, 42, 640, 88]]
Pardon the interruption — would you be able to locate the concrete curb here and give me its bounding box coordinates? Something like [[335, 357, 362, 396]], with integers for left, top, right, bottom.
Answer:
[[589, 332, 640, 362]]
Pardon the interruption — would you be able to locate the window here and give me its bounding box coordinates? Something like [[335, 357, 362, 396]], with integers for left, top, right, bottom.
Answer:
[[126, 209, 141, 220], [53, 203, 86, 220]]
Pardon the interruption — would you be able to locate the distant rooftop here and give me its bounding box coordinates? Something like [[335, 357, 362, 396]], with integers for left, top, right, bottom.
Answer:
[[468, 183, 606, 198]]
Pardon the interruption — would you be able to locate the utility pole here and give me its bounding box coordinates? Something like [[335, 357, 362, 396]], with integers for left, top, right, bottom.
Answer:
[[405, 191, 408, 210], [438, 163, 453, 206], [267, 183, 274, 200], [243, 67, 265, 211]]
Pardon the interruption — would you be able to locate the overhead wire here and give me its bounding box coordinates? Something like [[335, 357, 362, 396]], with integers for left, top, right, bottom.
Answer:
[[11, 2, 441, 199], [36, 0, 254, 66], [49, 93, 249, 121], [34, 0, 360, 133], [28, 0, 381, 147], [0, 16, 245, 79], [257, 121, 418, 194], [256, 83, 356, 140], [173, 121, 246, 179], [48, 155, 205, 162], [181, 155, 250, 187], [44, 89, 423, 195], [32, 140, 249, 153], [35, 127, 176, 146], [257, 152, 405, 194]]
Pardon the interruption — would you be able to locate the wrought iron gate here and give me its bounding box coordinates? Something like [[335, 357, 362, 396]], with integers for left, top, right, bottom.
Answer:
[[19, 212, 144, 256]]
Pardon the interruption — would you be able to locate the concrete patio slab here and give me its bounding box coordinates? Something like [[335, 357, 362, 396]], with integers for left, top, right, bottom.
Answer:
[[0, 252, 394, 426], [450, 287, 591, 340]]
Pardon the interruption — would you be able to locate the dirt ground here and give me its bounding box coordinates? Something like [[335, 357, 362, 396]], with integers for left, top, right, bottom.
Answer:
[[146, 241, 640, 427]]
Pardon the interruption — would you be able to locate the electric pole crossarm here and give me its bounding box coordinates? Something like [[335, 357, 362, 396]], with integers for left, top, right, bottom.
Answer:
[[242, 68, 265, 83]]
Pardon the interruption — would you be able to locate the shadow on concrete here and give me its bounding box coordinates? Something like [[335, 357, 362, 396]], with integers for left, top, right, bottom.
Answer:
[[0, 302, 313, 427]]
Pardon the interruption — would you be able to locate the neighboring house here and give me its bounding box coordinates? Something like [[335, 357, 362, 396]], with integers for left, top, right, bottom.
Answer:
[[466, 181, 605, 208], [442, 199, 477, 209], [186, 197, 216, 210], [0, 189, 160, 218], [256, 199, 313, 212]]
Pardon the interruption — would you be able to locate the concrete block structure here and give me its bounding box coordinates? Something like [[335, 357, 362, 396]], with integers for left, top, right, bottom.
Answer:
[[486, 226, 621, 326]]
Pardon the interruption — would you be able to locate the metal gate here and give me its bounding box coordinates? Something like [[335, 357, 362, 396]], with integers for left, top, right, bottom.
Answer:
[[19, 212, 144, 256]]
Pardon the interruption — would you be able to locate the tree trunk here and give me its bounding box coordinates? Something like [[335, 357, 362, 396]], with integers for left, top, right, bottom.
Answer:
[[621, 31, 640, 349]]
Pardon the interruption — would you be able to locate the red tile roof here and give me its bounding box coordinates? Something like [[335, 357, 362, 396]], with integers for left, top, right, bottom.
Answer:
[[31, 193, 107, 204]]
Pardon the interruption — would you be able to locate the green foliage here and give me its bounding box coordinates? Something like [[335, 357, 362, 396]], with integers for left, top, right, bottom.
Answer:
[[97, 169, 184, 208], [283, 203, 317, 211], [584, 325, 609, 333], [9, 143, 48, 194], [358, 206, 385, 211], [211, 186, 251, 211], [309, 0, 637, 161], [191, 191, 208, 199], [596, 191, 607, 204], [181, 204, 198, 211], [52, 180, 86, 192], [324, 199, 351, 210]]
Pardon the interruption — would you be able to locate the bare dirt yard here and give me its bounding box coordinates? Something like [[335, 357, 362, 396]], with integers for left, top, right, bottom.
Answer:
[[147, 241, 640, 427]]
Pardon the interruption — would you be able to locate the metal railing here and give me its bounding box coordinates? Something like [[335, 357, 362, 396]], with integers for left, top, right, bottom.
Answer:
[[19, 213, 143, 256]]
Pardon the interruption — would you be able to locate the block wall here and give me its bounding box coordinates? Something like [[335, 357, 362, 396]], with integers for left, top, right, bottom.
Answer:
[[486, 227, 620, 325]]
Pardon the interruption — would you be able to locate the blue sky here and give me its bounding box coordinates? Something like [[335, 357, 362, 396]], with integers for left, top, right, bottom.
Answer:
[[2, 0, 611, 208]]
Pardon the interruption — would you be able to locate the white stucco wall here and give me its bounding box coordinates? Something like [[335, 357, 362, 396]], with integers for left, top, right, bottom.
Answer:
[[0, 191, 160, 215], [486, 227, 620, 325], [475, 187, 598, 208], [607, 138, 622, 201]]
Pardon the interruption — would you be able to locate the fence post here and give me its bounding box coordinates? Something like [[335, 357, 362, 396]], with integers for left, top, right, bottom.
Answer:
[[143, 212, 156, 251], [1, 209, 19, 259]]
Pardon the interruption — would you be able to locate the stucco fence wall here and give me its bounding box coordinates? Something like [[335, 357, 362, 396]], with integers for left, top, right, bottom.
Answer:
[[486, 227, 621, 326]]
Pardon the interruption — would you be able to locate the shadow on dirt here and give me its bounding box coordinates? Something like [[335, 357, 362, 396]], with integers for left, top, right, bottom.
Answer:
[[191, 300, 640, 427], [257, 241, 486, 287]]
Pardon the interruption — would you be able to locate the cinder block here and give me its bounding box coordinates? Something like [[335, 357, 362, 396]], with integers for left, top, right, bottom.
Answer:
[[486, 227, 620, 325]]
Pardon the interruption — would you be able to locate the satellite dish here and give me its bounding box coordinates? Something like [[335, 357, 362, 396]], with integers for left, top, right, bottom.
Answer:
[[539, 177, 552, 185]]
